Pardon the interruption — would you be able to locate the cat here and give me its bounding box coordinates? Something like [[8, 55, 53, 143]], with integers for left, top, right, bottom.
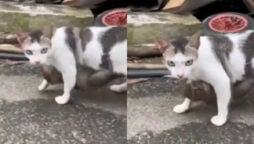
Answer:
[[17, 26, 127, 104], [157, 30, 254, 126]]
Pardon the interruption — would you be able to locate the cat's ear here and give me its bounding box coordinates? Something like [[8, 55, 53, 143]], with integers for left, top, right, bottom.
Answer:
[[156, 38, 171, 53], [16, 32, 28, 48], [42, 26, 54, 39], [188, 31, 202, 49]]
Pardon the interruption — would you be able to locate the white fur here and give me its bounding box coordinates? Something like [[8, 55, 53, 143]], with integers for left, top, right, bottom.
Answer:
[[173, 98, 191, 113], [82, 27, 109, 69], [166, 53, 192, 79], [110, 82, 127, 92], [109, 40, 127, 75], [38, 79, 49, 91], [23, 40, 51, 65]]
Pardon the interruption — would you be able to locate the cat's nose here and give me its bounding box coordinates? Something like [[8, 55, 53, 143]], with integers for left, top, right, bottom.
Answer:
[[34, 61, 41, 65], [177, 74, 184, 79]]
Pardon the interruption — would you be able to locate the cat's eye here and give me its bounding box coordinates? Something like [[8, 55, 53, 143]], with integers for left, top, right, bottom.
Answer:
[[167, 61, 175, 67], [41, 48, 48, 54], [185, 60, 194, 66], [25, 50, 33, 55]]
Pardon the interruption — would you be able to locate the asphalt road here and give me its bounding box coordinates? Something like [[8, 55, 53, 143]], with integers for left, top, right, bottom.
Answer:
[[128, 78, 254, 144], [0, 61, 126, 144], [2, 60, 254, 144]]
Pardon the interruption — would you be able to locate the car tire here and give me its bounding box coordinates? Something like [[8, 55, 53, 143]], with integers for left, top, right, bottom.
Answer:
[[93, 8, 127, 27], [202, 12, 254, 35]]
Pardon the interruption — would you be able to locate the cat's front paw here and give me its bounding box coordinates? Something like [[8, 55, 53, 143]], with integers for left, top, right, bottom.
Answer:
[[210, 115, 227, 126], [55, 95, 70, 105], [38, 84, 47, 91], [173, 104, 189, 114], [38, 80, 48, 91]]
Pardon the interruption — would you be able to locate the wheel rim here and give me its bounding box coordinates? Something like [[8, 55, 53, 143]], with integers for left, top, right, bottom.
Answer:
[[208, 13, 248, 33], [102, 9, 127, 27]]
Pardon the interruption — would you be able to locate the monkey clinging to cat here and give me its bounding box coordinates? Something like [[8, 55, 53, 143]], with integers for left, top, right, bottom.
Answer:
[[157, 30, 254, 126], [17, 26, 127, 105]]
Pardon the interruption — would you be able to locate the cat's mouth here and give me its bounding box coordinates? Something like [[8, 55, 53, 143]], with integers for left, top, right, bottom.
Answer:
[[167, 76, 188, 82], [29, 60, 44, 66]]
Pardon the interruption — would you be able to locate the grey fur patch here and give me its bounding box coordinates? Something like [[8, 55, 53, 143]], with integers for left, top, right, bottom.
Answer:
[[163, 37, 198, 60], [29, 30, 43, 43], [184, 81, 216, 103], [209, 35, 233, 81], [100, 54, 113, 71], [171, 38, 188, 54], [87, 70, 113, 86], [65, 27, 78, 61], [80, 28, 92, 51], [100, 27, 126, 52], [100, 27, 126, 71], [242, 32, 254, 76], [41, 65, 62, 84]]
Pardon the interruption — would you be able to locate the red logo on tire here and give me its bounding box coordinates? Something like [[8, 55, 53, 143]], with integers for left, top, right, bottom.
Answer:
[[209, 14, 248, 33], [102, 9, 127, 27]]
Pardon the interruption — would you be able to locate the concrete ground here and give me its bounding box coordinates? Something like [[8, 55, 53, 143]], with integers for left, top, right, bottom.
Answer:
[[128, 77, 254, 144], [0, 61, 126, 144]]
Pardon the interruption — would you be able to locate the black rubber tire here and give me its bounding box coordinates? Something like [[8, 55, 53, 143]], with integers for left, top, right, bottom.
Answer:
[[0, 53, 28, 61], [93, 8, 127, 27], [159, 0, 169, 10], [202, 12, 254, 35], [127, 69, 170, 78], [170, 0, 217, 14], [35, 0, 63, 4]]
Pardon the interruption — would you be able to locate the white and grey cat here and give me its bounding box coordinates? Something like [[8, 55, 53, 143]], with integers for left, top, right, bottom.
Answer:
[[17, 26, 127, 104], [157, 30, 254, 126]]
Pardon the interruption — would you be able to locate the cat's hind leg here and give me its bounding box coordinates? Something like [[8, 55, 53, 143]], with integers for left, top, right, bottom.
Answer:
[[173, 98, 191, 113], [88, 70, 113, 87], [38, 79, 49, 91], [110, 81, 127, 92]]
